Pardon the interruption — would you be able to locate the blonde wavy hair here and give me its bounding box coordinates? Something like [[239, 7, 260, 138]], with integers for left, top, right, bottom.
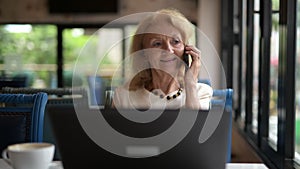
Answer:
[[128, 8, 194, 90]]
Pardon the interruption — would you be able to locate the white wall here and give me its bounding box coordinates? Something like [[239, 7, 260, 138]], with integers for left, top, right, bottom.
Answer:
[[0, 0, 198, 23], [197, 0, 223, 89]]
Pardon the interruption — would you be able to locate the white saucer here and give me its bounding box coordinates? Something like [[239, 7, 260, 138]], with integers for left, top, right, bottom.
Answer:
[[49, 161, 63, 169]]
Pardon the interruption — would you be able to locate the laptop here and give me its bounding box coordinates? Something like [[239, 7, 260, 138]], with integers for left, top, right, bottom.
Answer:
[[47, 103, 231, 169]]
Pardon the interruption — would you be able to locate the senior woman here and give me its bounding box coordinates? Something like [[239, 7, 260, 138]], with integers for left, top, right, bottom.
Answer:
[[112, 8, 212, 110]]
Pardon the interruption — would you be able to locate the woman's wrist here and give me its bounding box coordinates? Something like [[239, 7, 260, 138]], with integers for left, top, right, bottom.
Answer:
[[184, 82, 200, 109], [184, 79, 198, 87]]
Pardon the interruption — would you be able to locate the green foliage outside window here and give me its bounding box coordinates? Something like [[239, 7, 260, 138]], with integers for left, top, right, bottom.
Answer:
[[0, 25, 57, 64], [0, 25, 90, 87]]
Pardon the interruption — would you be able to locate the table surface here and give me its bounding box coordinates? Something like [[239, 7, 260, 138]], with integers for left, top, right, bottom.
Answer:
[[0, 159, 269, 169]]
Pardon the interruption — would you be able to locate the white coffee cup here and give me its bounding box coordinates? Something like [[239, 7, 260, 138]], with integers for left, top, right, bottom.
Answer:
[[2, 142, 55, 169]]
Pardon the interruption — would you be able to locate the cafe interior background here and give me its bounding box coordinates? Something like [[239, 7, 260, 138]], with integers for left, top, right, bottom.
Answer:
[[1, 0, 300, 168]]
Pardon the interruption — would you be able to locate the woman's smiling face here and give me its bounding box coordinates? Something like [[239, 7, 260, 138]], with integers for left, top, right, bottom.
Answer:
[[142, 24, 185, 74]]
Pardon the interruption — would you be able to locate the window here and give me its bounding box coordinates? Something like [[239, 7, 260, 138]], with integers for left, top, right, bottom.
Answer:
[[0, 24, 57, 88], [60, 25, 137, 87], [56, 24, 138, 105], [231, 0, 298, 168], [62, 28, 125, 87], [0, 24, 138, 91]]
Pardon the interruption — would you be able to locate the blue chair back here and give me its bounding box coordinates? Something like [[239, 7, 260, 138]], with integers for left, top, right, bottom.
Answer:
[[198, 79, 212, 86], [211, 89, 233, 163], [0, 92, 48, 152], [87, 76, 114, 106], [87, 76, 104, 105], [0, 87, 87, 160]]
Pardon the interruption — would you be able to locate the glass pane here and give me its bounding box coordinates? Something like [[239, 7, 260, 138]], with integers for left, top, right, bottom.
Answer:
[[272, 0, 280, 11], [62, 27, 125, 105], [124, 25, 138, 80], [62, 27, 124, 85], [254, 0, 260, 11], [295, 0, 300, 163], [238, 0, 248, 125], [240, 45, 247, 125], [252, 14, 260, 133], [0, 24, 57, 88], [269, 13, 279, 148], [62, 28, 88, 88]]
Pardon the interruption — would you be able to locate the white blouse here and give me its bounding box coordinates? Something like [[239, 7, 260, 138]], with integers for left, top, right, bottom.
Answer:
[[113, 83, 213, 110]]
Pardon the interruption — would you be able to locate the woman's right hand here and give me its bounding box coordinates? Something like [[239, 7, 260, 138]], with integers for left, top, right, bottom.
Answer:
[[184, 45, 201, 83]]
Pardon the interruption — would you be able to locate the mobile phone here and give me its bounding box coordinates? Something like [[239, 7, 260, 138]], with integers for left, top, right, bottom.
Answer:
[[183, 50, 190, 68]]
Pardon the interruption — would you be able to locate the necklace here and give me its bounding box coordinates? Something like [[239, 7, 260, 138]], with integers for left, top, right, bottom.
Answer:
[[166, 88, 183, 100], [152, 88, 183, 100]]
